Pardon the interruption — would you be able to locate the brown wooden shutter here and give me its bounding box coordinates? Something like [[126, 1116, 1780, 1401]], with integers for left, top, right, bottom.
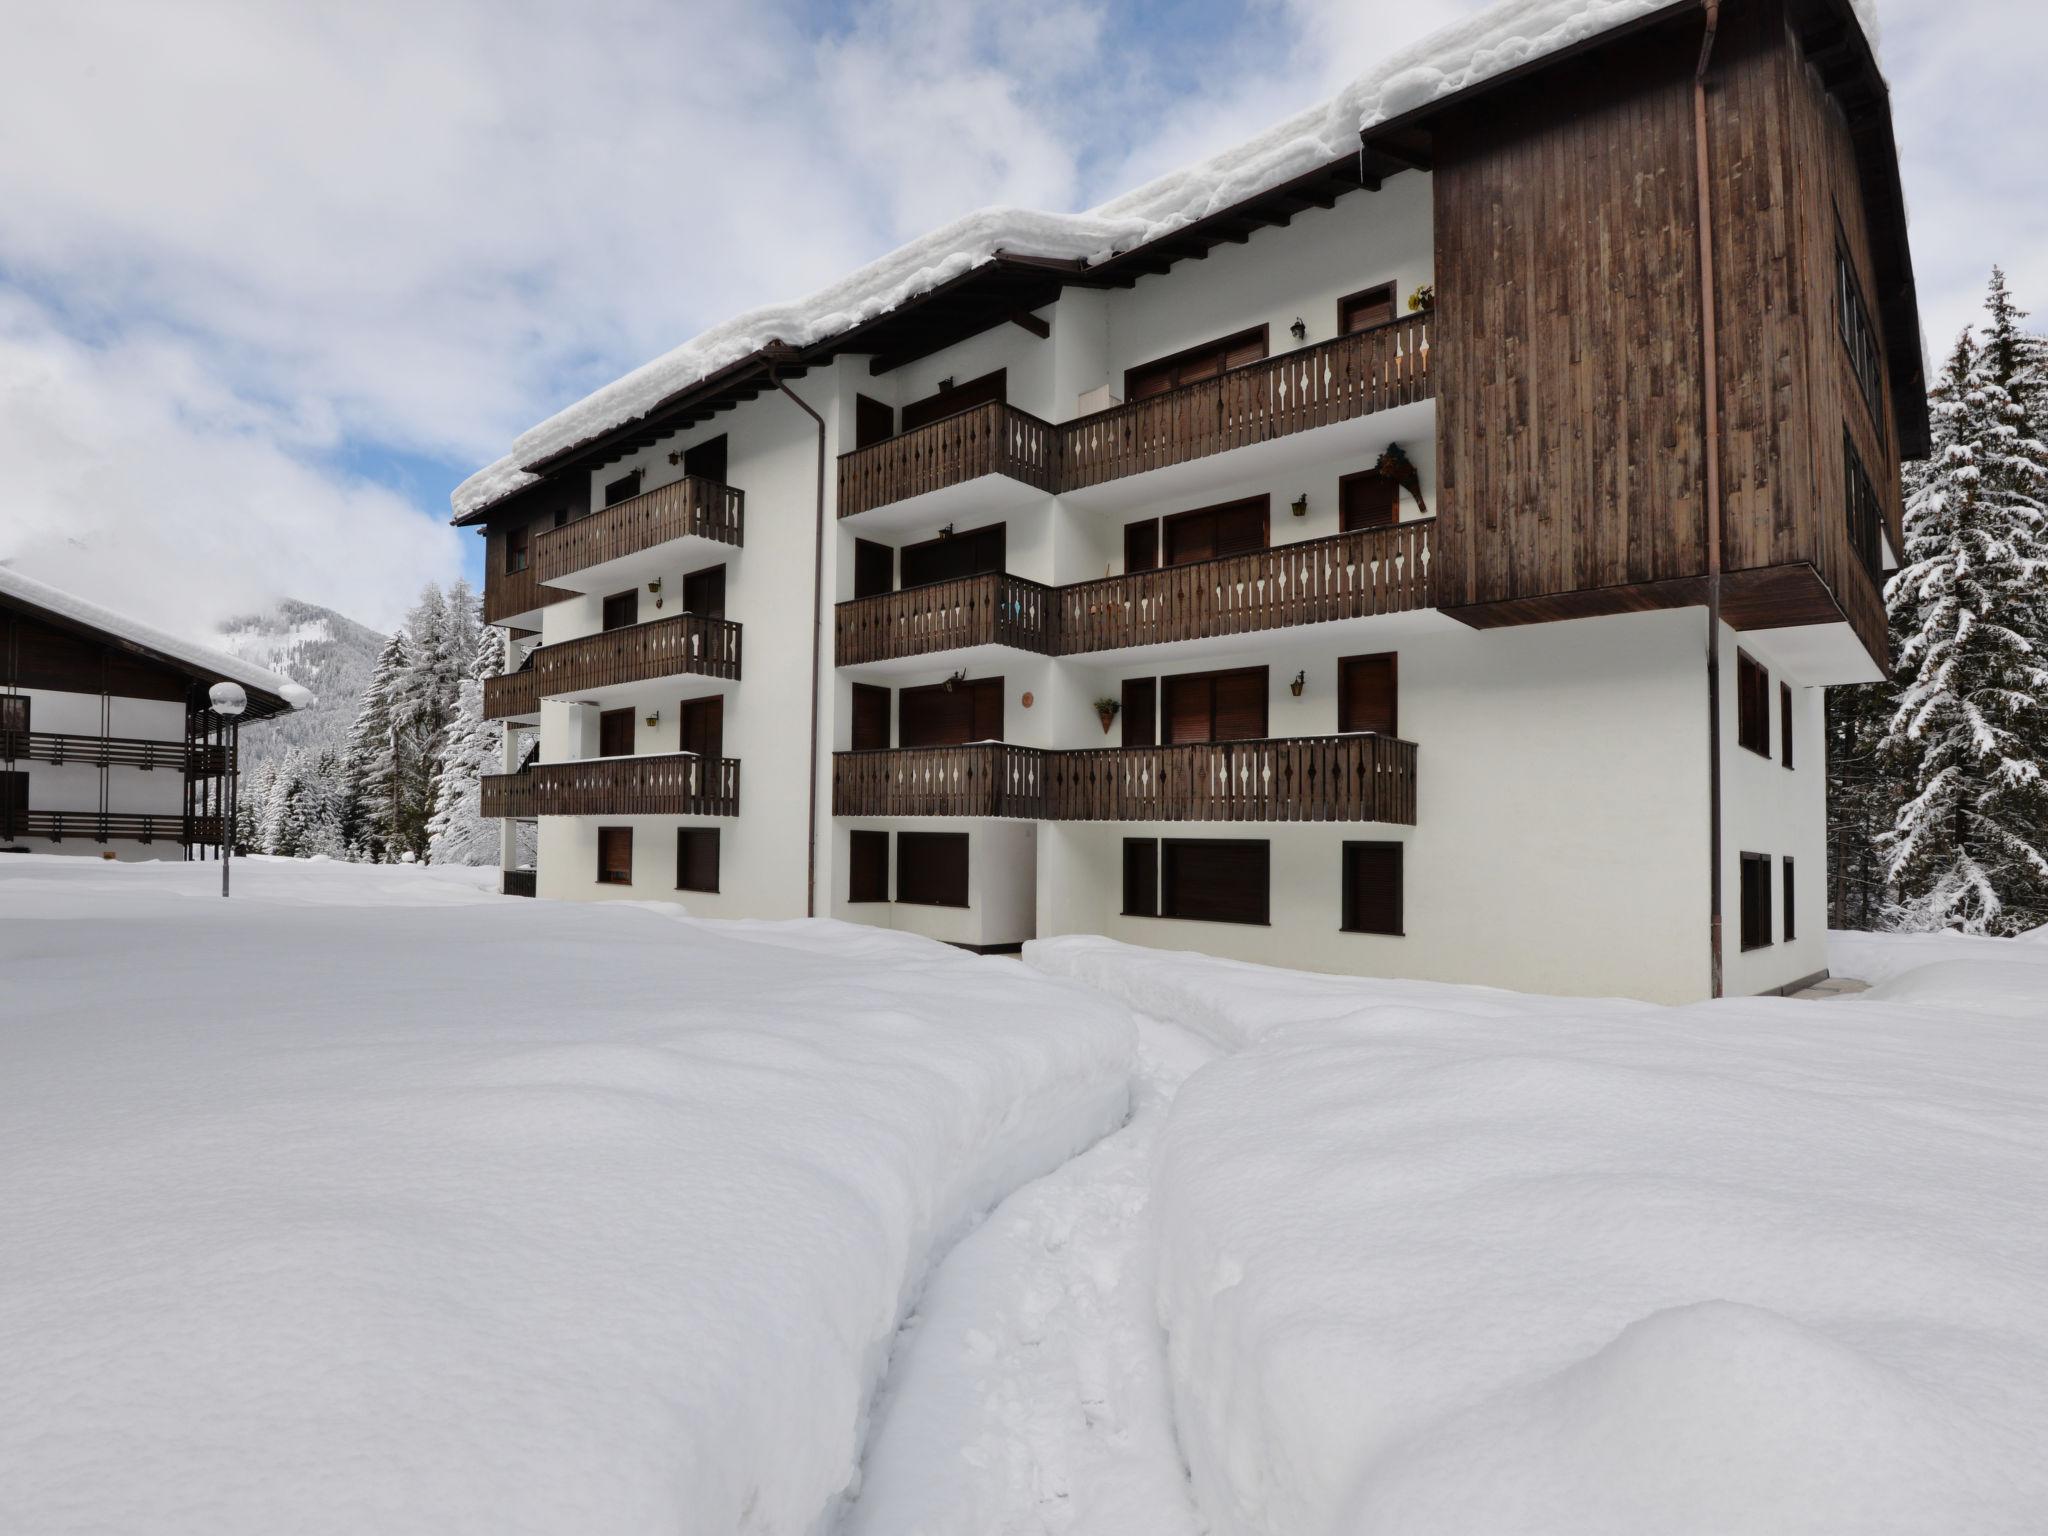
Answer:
[[851, 684, 891, 752], [854, 540, 895, 599], [1740, 852, 1772, 949], [1162, 673, 1211, 744], [1338, 283, 1396, 335], [1780, 684, 1794, 769], [896, 831, 969, 906], [682, 564, 726, 618], [901, 522, 1005, 587], [602, 590, 639, 631], [848, 829, 889, 901], [1163, 496, 1268, 567], [1210, 668, 1268, 742], [1342, 841, 1404, 934], [900, 677, 1002, 747], [679, 696, 723, 760], [1161, 840, 1269, 924], [855, 395, 895, 449], [1736, 652, 1769, 755], [1120, 677, 1157, 748], [604, 471, 642, 507], [1122, 838, 1159, 917], [598, 827, 633, 885], [1340, 472, 1399, 530], [1124, 327, 1268, 400], [1783, 857, 1797, 942], [598, 708, 636, 758], [676, 828, 720, 892], [1339, 654, 1398, 735], [1123, 520, 1159, 573], [901, 369, 1006, 432], [682, 434, 728, 485]]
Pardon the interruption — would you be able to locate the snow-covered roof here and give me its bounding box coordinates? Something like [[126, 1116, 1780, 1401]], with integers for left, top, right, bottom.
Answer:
[[0, 565, 311, 712], [454, 0, 1884, 520]]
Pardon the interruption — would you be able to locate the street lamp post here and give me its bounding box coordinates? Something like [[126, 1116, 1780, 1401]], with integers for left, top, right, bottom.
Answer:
[[208, 681, 247, 898]]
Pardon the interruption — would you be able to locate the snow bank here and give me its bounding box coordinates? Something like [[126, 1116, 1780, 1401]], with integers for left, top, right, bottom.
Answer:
[[1830, 922, 2048, 986], [0, 855, 1134, 1535], [0, 565, 301, 704], [1026, 938, 2048, 1536], [458, 0, 1888, 517]]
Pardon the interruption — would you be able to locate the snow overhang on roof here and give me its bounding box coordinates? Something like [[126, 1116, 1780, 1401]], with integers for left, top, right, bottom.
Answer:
[[454, 0, 1910, 524], [0, 566, 308, 719]]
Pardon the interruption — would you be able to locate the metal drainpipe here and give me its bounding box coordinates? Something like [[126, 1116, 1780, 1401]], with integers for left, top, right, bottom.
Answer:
[[1695, 0, 1725, 997], [769, 357, 828, 918]]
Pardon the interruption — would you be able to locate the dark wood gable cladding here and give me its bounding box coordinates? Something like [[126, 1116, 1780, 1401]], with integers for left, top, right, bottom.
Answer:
[[1, 595, 290, 718]]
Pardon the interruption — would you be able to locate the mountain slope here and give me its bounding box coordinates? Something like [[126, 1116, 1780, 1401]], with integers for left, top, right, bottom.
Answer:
[[213, 599, 387, 775]]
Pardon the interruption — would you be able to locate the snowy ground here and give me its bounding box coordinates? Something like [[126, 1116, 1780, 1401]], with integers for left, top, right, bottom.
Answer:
[[4, 856, 2046, 1534]]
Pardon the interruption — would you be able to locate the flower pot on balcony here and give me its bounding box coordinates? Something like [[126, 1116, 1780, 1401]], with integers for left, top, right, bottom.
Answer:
[[1095, 698, 1121, 735]]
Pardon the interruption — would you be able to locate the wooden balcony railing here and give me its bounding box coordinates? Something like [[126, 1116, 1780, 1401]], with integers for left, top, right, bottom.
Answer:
[[1, 730, 227, 776], [832, 743, 1050, 819], [483, 560, 576, 627], [484, 614, 742, 719], [832, 733, 1415, 824], [1042, 733, 1416, 824], [834, 521, 1434, 665], [3, 810, 222, 844], [837, 401, 1060, 518], [1060, 315, 1432, 492], [835, 572, 1058, 665], [481, 769, 538, 819], [535, 476, 743, 585], [835, 314, 1434, 519]]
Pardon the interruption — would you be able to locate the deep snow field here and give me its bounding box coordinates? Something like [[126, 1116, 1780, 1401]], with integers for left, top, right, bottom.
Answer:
[[3, 854, 2045, 1535]]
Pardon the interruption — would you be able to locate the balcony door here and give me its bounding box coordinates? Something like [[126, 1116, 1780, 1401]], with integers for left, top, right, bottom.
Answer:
[[900, 369, 1006, 433], [850, 683, 891, 751], [682, 434, 727, 486], [898, 676, 1003, 747], [1163, 667, 1266, 743], [899, 522, 1004, 589], [1124, 326, 1268, 401], [1162, 496, 1268, 567], [682, 564, 726, 619], [854, 539, 894, 600], [1338, 654, 1398, 735], [602, 589, 639, 630], [598, 708, 636, 758], [679, 696, 723, 761], [1340, 470, 1399, 530]]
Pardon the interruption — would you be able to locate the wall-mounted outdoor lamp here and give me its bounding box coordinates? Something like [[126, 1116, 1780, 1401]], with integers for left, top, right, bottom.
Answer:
[[1289, 670, 1306, 697], [647, 577, 663, 609], [1289, 316, 1307, 342], [645, 707, 662, 729], [1290, 494, 1309, 518]]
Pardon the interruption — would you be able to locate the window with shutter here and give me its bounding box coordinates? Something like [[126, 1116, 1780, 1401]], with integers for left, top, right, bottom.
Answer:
[[1780, 683, 1795, 769], [1339, 470, 1399, 530], [901, 369, 1006, 433], [1337, 282, 1397, 335], [1123, 327, 1268, 401], [1338, 654, 1398, 736], [1740, 852, 1772, 950], [1736, 652, 1769, 756], [848, 830, 890, 903], [1122, 838, 1159, 917], [1160, 840, 1269, 925], [602, 590, 639, 631], [1783, 857, 1797, 943], [1162, 496, 1268, 566], [1341, 841, 1404, 935], [676, 828, 720, 893], [604, 471, 643, 507], [598, 708, 636, 758], [682, 435, 728, 485], [504, 524, 530, 574], [898, 677, 1003, 747], [1163, 667, 1267, 744], [597, 827, 633, 886], [896, 831, 969, 907], [682, 564, 726, 618], [850, 684, 891, 752]]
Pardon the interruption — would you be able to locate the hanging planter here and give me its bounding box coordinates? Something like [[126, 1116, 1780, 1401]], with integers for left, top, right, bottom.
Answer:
[[1094, 697, 1121, 735]]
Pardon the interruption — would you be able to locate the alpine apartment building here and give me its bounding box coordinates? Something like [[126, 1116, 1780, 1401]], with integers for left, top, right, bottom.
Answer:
[[0, 568, 303, 861], [456, 0, 1922, 1003]]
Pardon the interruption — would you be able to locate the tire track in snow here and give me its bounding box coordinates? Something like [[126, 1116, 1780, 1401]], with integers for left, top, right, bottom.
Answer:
[[838, 1017, 1214, 1536]]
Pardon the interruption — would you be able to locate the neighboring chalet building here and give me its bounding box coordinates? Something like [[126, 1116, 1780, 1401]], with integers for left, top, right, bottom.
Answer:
[[455, 0, 1921, 1003], [0, 568, 304, 861]]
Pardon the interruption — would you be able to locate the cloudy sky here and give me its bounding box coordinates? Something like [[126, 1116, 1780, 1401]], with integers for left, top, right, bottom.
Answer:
[[0, 0, 2034, 638]]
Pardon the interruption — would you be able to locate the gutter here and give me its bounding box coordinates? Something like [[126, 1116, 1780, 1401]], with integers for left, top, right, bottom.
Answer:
[[1694, 0, 1725, 998], [768, 353, 829, 918]]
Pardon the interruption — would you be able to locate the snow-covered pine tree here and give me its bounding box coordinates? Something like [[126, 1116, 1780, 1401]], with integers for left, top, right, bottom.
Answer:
[[268, 751, 312, 859], [427, 622, 507, 866], [1880, 292, 2048, 934], [346, 631, 412, 861]]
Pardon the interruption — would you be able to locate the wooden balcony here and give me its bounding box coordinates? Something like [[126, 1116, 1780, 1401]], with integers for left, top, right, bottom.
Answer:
[[832, 733, 1416, 824], [835, 573, 1057, 665], [484, 614, 742, 720], [837, 402, 1060, 519], [832, 743, 1050, 818], [483, 559, 575, 627], [534, 475, 743, 586], [484, 754, 740, 818], [1, 730, 228, 777], [834, 314, 1434, 519], [4, 810, 222, 844]]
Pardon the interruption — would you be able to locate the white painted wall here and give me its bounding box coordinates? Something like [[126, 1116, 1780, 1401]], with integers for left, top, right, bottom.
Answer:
[[3, 688, 196, 859]]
